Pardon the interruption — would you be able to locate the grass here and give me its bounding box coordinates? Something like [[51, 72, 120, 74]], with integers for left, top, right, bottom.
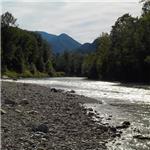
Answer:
[[2, 70, 49, 78]]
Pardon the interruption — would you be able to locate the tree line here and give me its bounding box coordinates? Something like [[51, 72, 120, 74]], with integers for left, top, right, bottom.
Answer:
[[1, 1, 150, 82], [1, 12, 54, 77], [81, 1, 150, 82]]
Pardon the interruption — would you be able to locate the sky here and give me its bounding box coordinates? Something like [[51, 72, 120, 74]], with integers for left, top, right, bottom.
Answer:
[[2, 0, 143, 44]]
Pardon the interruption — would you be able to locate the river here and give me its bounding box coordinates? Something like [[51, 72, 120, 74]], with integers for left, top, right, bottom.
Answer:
[[4, 77, 150, 150]]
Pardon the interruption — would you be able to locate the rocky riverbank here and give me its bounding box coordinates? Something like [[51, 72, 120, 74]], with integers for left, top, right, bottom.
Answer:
[[1, 81, 120, 150]]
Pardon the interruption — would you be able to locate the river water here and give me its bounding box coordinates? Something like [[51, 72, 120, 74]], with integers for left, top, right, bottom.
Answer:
[[4, 77, 150, 150]]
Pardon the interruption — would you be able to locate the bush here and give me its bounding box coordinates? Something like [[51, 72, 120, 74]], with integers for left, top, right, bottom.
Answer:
[[3, 70, 19, 78], [54, 72, 65, 77]]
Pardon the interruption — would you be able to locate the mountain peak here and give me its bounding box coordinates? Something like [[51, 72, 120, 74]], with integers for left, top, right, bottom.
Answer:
[[38, 31, 82, 53], [59, 33, 68, 37]]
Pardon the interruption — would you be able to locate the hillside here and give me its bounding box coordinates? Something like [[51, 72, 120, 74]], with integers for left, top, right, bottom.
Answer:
[[38, 32, 82, 53]]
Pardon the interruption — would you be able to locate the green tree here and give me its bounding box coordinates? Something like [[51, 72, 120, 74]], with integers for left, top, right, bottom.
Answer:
[[1, 12, 17, 27], [142, 0, 150, 15]]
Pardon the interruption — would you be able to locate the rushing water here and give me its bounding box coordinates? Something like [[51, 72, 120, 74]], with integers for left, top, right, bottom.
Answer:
[[4, 77, 150, 150]]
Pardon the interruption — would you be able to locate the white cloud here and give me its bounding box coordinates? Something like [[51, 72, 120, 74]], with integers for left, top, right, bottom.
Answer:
[[2, 1, 142, 43]]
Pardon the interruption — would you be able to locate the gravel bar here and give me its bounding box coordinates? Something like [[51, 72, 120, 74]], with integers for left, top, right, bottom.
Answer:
[[1, 81, 118, 150]]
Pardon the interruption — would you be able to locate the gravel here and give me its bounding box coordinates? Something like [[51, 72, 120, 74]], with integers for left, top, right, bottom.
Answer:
[[1, 81, 119, 150]]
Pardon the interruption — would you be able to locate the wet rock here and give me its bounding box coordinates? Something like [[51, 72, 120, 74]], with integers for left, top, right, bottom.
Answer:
[[19, 99, 29, 105], [12, 78, 18, 81], [32, 124, 49, 133], [87, 108, 93, 111], [133, 135, 150, 140], [122, 121, 130, 127], [0, 108, 7, 115], [106, 118, 111, 120], [51, 88, 58, 92], [95, 115, 100, 119], [110, 127, 117, 133], [116, 121, 130, 129], [70, 90, 75, 93], [88, 112, 95, 117]]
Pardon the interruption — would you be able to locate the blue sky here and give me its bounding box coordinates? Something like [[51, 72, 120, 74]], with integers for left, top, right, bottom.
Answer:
[[2, 0, 142, 43]]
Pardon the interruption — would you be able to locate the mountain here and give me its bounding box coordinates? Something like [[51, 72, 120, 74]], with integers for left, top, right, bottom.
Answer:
[[76, 39, 97, 54], [38, 31, 82, 53]]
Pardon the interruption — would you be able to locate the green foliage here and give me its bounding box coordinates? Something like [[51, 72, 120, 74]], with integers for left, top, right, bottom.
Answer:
[[1, 12, 55, 78], [2, 5, 150, 83], [53, 51, 84, 76], [30, 63, 37, 74], [1, 12, 17, 27], [2, 70, 49, 78], [144, 56, 150, 64], [142, 0, 150, 15], [45, 60, 55, 76], [82, 2, 150, 82], [3, 70, 19, 78], [54, 72, 65, 77]]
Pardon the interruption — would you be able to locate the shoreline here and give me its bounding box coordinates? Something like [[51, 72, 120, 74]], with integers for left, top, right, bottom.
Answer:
[[1, 81, 119, 150]]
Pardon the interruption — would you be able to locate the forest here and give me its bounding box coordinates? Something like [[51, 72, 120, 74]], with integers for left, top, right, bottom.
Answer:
[[1, 12, 55, 77], [1, 1, 150, 82], [81, 1, 150, 82]]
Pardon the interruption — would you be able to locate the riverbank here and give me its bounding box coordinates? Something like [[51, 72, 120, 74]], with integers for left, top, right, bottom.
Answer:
[[1, 81, 120, 150], [2, 70, 65, 79]]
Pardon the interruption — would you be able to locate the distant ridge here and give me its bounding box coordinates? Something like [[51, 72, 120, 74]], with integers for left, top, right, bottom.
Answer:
[[38, 31, 82, 53], [76, 40, 97, 54]]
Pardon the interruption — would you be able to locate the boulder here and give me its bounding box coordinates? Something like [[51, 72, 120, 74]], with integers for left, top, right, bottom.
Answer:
[[70, 90, 75, 93], [32, 124, 49, 133], [122, 121, 130, 127], [51, 88, 58, 92]]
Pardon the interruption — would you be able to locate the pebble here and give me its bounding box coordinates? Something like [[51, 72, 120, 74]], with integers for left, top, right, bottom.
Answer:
[[1, 108, 7, 114], [19, 99, 29, 105], [27, 110, 38, 114], [15, 109, 22, 113], [1, 81, 120, 150], [32, 124, 49, 133]]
